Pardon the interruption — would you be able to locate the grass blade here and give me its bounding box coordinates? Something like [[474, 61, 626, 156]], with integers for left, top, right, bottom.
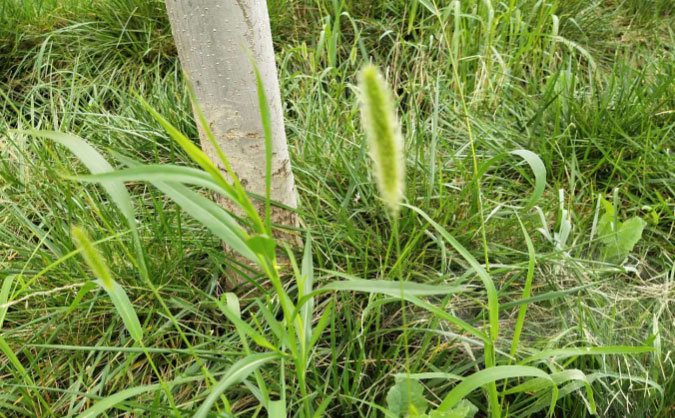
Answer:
[[404, 204, 499, 341], [105, 281, 144, 343], [509, 217, 536, 358], [194, 353, 280, 418], [14, 131, 134, 226], [14, 130, 149, 280], [252, 59, 274, 234], [74, 383, 161, 418], [0, 275, 15, 328], [303, 275, 485, 342], [520, 345, 654, 365], [72, 226, 143, 343], [111, 156, 258, 263], [69, 165, 235, 201], [315, 277, 466, 297], [137, 96, 265, 232], [509, 150, 546, 211], [506, 369, 596, 414], [438, 366, 555, 411]]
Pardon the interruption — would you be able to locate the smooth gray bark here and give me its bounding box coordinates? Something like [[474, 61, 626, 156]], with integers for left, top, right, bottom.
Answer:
[[165, 0, 298, 232]]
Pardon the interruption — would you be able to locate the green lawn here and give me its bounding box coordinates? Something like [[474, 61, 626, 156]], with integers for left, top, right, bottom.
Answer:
[[1, 0, 674, 416]]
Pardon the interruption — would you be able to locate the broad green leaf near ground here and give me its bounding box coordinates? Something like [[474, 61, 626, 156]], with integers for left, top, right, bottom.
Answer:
[[386, 377, 428, 417]]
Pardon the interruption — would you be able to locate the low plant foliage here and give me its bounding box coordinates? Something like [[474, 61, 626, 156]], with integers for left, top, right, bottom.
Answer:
[[0, 0, 673, 417]]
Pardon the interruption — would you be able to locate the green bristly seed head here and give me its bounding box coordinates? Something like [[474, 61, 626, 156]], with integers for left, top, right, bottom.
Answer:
[[359, 64, 405, 216], [72, 226, 114, 291]]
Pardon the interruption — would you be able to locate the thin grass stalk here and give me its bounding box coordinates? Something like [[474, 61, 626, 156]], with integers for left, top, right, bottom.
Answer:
[[431, 7, 500, 416]]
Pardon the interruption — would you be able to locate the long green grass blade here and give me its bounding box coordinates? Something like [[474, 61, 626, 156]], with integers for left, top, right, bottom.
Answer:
[[509, 218, 536, 358], [110, 155, 257, 262], [71, 226, 114, 291], [506, 369, 596, 414], [150, 181, 258, 263], [194, 353, 280, 418], [299, 236, 314, 349], [14, 130, 149, 280], [217, 303, 277, 352], [251, 60, 274, 234], [520, 345, 654, 365], [316, 278, 465, 297], [0, 275, 15, 328], [69, 165, 235, 200], [72, 226, 143, 342], [74, 383, 161, 418], [404, 204, 499, 341], [438, 366, 555, 411], [185, 82, 265, 232], [15, 131, 134, 225], [509, 150, 546, 211], [303, 275, 485, 342], [105, 280, 144, 343]]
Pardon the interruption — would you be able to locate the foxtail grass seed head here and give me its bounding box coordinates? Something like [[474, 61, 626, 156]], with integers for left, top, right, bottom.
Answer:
[[359, 64, 405, 215], [72, 226, 114, 291]]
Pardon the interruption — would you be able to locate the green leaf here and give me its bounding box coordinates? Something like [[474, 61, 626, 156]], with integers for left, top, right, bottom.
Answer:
[[72, 226, 143, 343], [505, 369, 596, 414], [0, 275, 15, 328], [64, 281, 98, 315], [305, 274, 485, 342], [299, 235, 315, 349], [268, 399, 286, 418], [0, 335, 28, 378], [137, 99, 225, 187], [394, 372, 463, 381], [437, 366, 554, 411], [104, 280, 144, 343], [386, 377, 428, 417], [150, 180, 258, 263], [510, 217, 536, 358], [193, 353, 279, 418], [16, 130, 149, 280], [316, 277, 465, 298], [509, 150, 547, 211], [313, 394, 335, 418], [596, 197, 646, 262], [217, 303, 277, 351], [605, 216, 646, 261], [403, 204, 499, 341], [70, 164, 236, 202], [71, 226, 114, 290], [251, 59, 274, 234], [17, 131, 135, 227], [223, 292, 241, 318], [429, 400, 478, 418], [519, 345, 653, 365], [185, 82, 265, 232], [138, 95, 266, 234], [75, 383, 161, 418], [111, 153, 259, 263], [309, 300, 333, 349], [246, 234, 277, 260]]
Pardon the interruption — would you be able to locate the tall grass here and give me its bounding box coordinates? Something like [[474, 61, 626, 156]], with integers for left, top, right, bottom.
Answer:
[[1, 0, 673, 416]]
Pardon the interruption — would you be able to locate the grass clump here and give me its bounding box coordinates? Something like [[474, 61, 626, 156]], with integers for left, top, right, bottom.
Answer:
[[0, 0, 674, 417]]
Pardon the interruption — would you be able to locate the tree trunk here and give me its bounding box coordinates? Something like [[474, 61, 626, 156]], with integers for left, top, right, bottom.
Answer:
[[165, 0, 298, 237]]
